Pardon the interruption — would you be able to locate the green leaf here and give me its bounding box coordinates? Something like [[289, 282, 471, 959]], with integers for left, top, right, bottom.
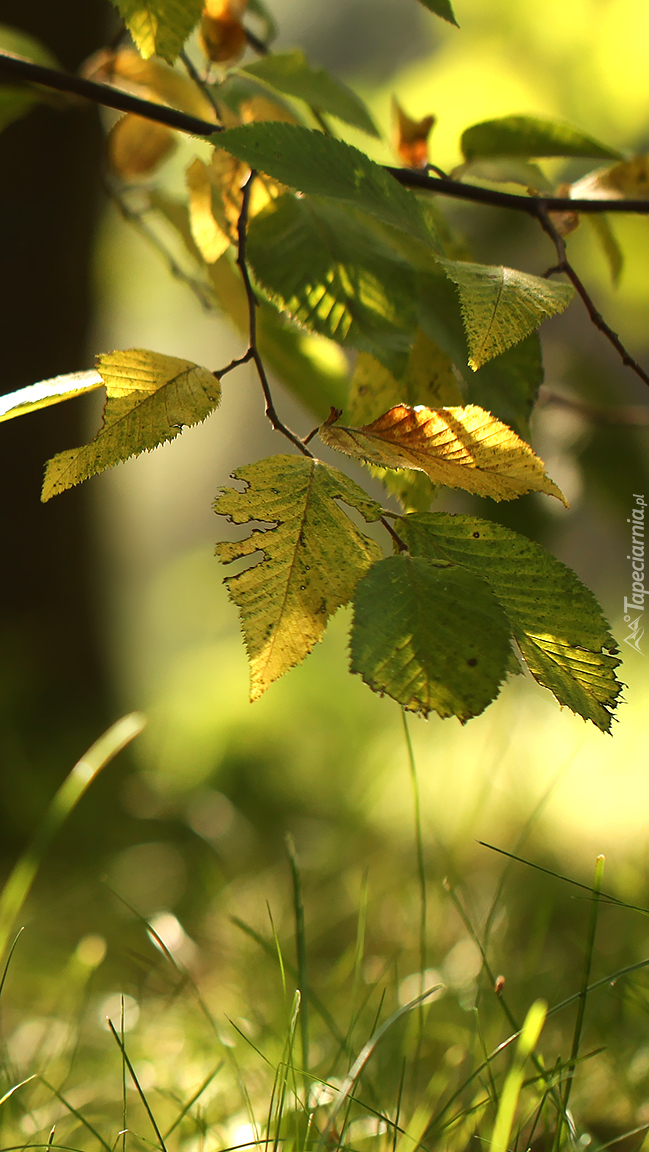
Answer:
[[214, 455, 382, 700], [247, 193, 418, 373], [240, 51, 379, 137], [0, 370, 103, 423], [417, 270, 543, 439], [438, 258, 574, 370], [0, 24, 61, 132], [399, 512, 623, 732], [42, 349, 220, 501], [350, 555, 511, 721], [247, 0, 278, 45], [217, 122, 434, 244], [110, 0, 203, 62], [461, 115, 622, 162], [415, 0, 459, 26], [586, 214, 623, 286]]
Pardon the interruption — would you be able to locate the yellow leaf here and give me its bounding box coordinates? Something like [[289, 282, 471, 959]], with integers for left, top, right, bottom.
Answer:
[[214, 455, 382, 700], [319, 404, 567, 505], [42, 350, 220, 501], [0, 370, 103, 423], [392, 97, 435, 170], [108, 114, 177, 178], [86, 47, 218, 122], [186, 156, 236, 263], [570, 155, 649, 201], [200, 0, 249, 63], [114, 0, 204, 63]]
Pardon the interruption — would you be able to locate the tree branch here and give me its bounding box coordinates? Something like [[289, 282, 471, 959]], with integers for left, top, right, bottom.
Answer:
[[536, 204, 649, 390], [4, 51, 649, 216], [235, 172, 314, 457]]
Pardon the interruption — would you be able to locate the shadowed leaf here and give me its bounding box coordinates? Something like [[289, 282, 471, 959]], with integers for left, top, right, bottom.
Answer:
[[350, 555, 511, 720], [320, 403, 567, 504], [241, 51, 379, 136], [399, 512, 623, 731], [214, 455, 382, 700], [42, 349, 220, 500]]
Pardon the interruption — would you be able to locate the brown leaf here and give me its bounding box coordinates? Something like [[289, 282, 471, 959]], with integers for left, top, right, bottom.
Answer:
[[108, 114, 177, 178], [548, 181, 580, 237], [319, 403, 567, 504], [393, 97, 436, 169], [200, 0, 249, 63]]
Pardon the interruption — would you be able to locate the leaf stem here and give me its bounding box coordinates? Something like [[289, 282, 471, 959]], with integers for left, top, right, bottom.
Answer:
[[236, 172, 314, 457], [380, 516, 407, 552]]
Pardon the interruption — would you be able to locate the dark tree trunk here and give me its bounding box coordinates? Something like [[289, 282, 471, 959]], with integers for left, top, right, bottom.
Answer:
[[0, 0, 111, 814]]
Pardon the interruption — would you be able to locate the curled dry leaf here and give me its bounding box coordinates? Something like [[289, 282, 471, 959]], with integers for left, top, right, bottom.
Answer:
[[201, 0, 249, 63], [319, 403, 568, 505], [547, 182, 580, 238], [392, 97, 436, 169], [108, 114, 177, 178], [569, 156, 649, 201]]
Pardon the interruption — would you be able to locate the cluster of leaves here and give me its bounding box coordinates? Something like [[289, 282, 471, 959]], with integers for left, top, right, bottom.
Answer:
[[2, 0, 639, 731]]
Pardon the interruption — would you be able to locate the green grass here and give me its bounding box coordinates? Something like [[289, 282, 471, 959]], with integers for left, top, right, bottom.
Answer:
[[2, 719, 649, 1152]]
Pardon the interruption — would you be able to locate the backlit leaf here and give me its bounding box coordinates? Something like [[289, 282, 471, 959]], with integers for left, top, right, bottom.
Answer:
[[393, 98, 435, 169], [246, 193, 417, 372], [0, 24, 62, 132], [415, 0, 458, 27], [417, 269, 543, 438], [0, 370, 103, 423], [570, 155, 649, 201], [461, 116, 621, 163], [217, 122, 434, 244], [241, 51, 379, 136], [111, 0, 203, 62], [214, 455, 382, 700], [108, 115, 177, 178], [200, 0, 248, 64], [586, 214, 623, 285], [42, 350, 220, 500], [438, 259, 574, 370], [320, 403, 567, 504], [350, 555, 511, 721], [87, 47, 217, 121], [399, 513, 623, 731]]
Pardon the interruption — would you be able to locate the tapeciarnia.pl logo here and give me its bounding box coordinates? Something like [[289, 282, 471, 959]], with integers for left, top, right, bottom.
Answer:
[[623, 493, 646, 655]]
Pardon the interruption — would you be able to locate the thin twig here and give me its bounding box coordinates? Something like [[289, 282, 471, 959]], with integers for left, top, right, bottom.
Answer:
[[180, 50, 222, 120], [539, 386, 649, 425], [6, 53, 649, 214], [236, 171, 314, 456], [536, 203, 649, 390], [380, 516, 407, 552]]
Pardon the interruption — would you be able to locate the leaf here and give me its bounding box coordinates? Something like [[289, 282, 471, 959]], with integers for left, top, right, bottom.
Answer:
[[346, 335, 463, 511], [217, 122, 435, 244], [111, 0, 203, 62], [399, 512, 623, 732], [415, 0, 459, 27], [438, 259, 574, 370], [89, 47, 217, 121], [42, 350, 220, 501], [241, 51, 379, 137], [461, 116, 621, 163], [246, 193, 417, 373], [200, 0, 248, 64], [214, 455, 382, 700], [186, 148, 253, 263], [0, 370, 103, 423], [393, 98, 436, 169], [570, 155, 649, 201], [350, 555, 511, 721], [417, 269, 543, 439], [108, 115, 177, 178], [0, 24, 61, 132], [586, 214, 623, 285], [319, 404, 567, 504], [217, 73, 305, 126], [453, 158, 554, 192]]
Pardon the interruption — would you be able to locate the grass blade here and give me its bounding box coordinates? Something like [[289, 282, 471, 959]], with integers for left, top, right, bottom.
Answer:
[[490, 1000, 547, 1152]]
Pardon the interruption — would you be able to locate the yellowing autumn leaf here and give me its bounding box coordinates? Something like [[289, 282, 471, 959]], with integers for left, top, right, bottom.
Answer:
[[438, 258, 574, 370], [108, 114, 177, 178], [393, 97, 435, 169], [319, 403, 567, 504], [570, 155, 649, 201], [214, 455, 382, 701], [42, 349, 221, 501], [200, 0, 248, 63]]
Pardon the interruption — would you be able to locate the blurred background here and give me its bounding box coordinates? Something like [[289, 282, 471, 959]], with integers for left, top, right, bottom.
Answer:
[[2, 0, 649, 1139]]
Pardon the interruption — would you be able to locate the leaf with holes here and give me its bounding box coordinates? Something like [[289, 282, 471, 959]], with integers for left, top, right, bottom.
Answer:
[[111, 0, 203, 61], [218, 122, 435, 245], [214, 455, 382, 700], [350, 555, 511, 720], [438, 259, 574, 370], [241, 51, 379, 136], [319, 403, 566, 504], [461, 116, 621, 162], [42, 350, 220, 500], [247, 193, 418, 373], [398, 512, 623, 731]]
